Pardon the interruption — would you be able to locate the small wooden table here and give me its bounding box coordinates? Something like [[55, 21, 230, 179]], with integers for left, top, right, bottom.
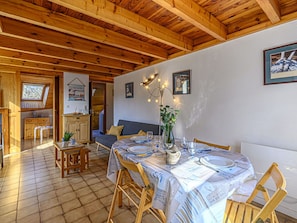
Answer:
[[54, 142, 85, 178]]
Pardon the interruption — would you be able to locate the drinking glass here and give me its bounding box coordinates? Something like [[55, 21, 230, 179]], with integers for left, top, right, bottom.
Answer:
[[187, 142, 196, 156], [152, 138, 161, 153], [181, 137, 188, 150], [147, 131, 154, 141]]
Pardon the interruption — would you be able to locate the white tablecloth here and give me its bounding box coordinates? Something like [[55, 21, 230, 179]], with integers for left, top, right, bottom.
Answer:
[[107, 139, 255, 223]]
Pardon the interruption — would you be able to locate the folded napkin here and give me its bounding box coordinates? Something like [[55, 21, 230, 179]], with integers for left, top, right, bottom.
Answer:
[[171, 157, 216, 192]]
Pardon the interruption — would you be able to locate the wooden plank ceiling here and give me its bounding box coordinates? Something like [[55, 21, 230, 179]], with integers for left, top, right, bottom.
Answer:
[[0, 0, 297, 82]]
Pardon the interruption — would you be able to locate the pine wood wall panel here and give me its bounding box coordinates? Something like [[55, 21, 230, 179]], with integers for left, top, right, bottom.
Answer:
[[0, 72, 21, 153]]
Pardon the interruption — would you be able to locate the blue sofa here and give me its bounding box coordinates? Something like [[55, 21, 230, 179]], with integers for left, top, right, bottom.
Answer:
[[95, 119, 160, 151]]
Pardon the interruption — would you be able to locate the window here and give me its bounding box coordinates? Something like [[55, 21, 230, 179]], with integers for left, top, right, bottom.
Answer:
[[21, 83, 49, 109], [22, 83, 45, 101]]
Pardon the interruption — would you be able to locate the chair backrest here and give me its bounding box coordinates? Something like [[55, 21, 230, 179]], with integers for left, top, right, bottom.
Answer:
[[114, 150, 153, 195], [247, 162, 287, 223], [193, 138, 231, 150]]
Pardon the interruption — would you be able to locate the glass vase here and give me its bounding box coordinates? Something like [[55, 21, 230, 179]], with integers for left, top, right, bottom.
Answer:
[[163, 124, 175, 149]]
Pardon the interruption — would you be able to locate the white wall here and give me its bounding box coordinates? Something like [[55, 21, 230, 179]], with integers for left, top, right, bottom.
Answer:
[[114, 20, 297, 152], [63, 72, 89, 114]]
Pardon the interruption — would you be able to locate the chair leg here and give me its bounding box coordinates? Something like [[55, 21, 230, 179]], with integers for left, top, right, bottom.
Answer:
[[134, 189, 147, 223], [157, 210, 166, 223], [107, 170, 123, 223]]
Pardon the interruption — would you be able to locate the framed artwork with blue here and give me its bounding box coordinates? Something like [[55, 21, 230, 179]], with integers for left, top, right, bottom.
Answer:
[[264, 42, 297, 85]]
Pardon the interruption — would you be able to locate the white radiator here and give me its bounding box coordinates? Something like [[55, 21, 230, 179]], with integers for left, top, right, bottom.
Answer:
[[241, 142, 297, 219]]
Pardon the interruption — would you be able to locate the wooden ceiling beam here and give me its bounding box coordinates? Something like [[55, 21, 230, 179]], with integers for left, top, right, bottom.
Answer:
[[0, 49, 122, 76], [0, 35, 134, 71], [48, 0, 193, 51], [0, 60, 113, 82], [0, 0, 168, 59], [0, 64, 61, 76], [0, 57, 74, 72], [0, 58, 114, 81], [0, 16, 151, 66], [255, 0, 281, 23], [152, 0, 227, 41]]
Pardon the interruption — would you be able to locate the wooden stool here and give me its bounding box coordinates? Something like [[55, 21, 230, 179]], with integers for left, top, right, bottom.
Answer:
[[65, 148, 82, 175], [68, 148, 90, 171]]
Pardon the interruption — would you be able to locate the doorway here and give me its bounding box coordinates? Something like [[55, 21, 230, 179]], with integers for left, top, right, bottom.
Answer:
[[90, 82, 106, 140], [20, 75, 56, 151]]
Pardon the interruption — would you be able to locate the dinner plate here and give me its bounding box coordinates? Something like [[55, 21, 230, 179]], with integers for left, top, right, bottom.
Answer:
[[130, 136, 148, 143], [200, 155, 234, 168], [127, 145, 153, 155]]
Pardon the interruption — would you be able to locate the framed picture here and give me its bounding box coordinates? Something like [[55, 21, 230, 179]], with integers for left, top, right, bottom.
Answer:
[[173, 70, 191, 95], [264, 42, 297, 85], [125, 82, 134, 98]]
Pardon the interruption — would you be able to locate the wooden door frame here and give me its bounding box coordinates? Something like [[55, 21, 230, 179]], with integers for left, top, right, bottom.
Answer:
[[89, 81, 106, 137]]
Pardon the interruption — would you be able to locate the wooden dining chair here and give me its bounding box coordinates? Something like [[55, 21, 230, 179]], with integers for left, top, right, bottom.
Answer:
[[223, 162, 287, 223], [193, 138, 231, 150], [107, 150, 166, 223]]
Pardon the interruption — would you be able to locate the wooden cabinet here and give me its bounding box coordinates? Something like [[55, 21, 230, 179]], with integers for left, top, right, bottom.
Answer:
[[63, 114, 90, 143], [24, 117, 50, 139]]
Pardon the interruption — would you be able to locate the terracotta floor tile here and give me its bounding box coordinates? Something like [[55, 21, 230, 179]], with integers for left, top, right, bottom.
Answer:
[[89, 208, 108, 223], [0, 202, 17, 216], [95, 187, 113, 198], [39, 197, 60, 211], [75, 187, 93, 197], [18, 197, 38, 209], [71, 180, 88, 191], [40, 205, 63, 222], [79, 192, 97, 206], [17, 212, 40, 223], [36, 179, 53, 189], [56, 185, 73, 197], [0, 210, 17, 223], [19, 179, 36, 188], [18, 189, 37, 201], [1, 183, 19, 192], [57, 191, 77, 204], [64, 206, 86, 223], [73, 216, 91, 223], [43, 214, 66, 223], [37, 190, 56, 202], [62, 198, 81, 213], [17, 203, 39, 220], [83, 199, 104, 216], [0, 194, 18, 206], [85, 177, 101, 186], [37, 184, 54, 195], [53, 180, 70, 190], [0, 188, 19, 199]]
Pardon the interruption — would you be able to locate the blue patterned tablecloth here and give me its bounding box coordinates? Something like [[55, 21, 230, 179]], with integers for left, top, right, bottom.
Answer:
[[107, 138, 254, 223]]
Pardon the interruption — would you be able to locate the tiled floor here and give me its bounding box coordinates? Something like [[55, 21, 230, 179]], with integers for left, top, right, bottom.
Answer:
[[0, 139, 158, 223], [0, 139, 296, 223]]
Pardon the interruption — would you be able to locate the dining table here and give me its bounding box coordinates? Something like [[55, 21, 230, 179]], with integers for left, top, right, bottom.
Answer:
[[107, 137, 255, 223]]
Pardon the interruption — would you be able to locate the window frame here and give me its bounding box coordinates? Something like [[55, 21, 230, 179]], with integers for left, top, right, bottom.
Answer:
[[21, 83, 46, 101]]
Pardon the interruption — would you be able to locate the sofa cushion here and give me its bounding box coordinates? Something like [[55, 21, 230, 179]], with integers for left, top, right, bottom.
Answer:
[[117, 130, 147, 140], [107, 125, 124, 136]]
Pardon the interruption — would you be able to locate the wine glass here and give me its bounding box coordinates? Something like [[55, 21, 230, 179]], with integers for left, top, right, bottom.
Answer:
[[147, 131, 154, 141]]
